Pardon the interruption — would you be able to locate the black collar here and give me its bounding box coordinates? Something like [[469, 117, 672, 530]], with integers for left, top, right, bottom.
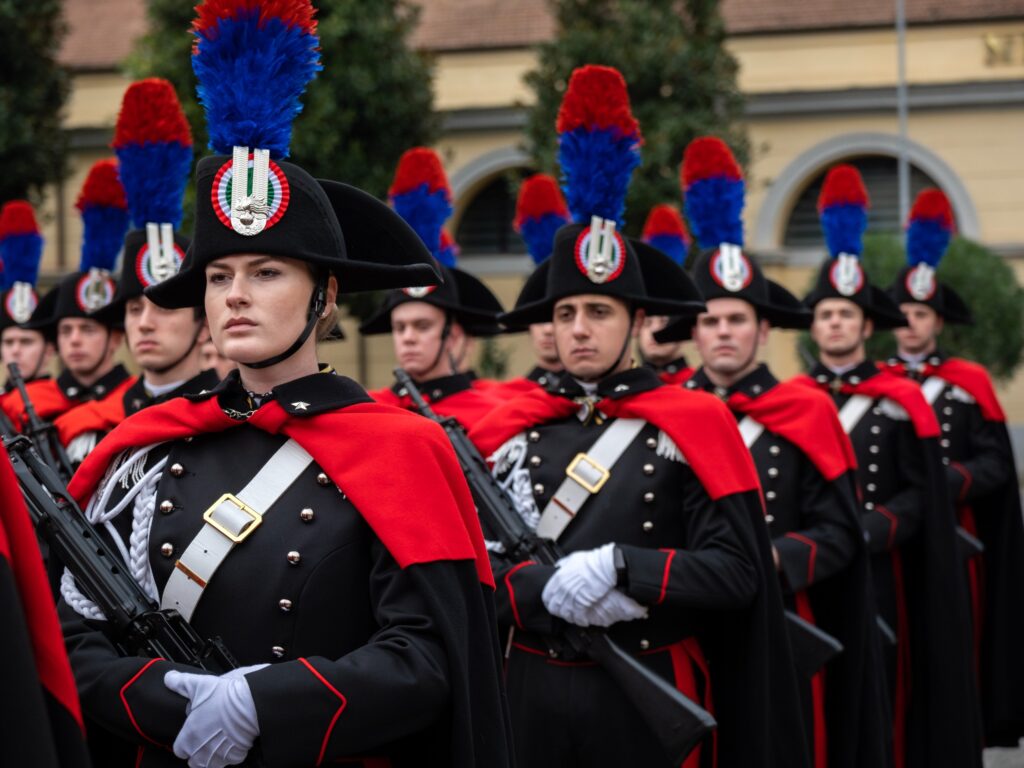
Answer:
[[123, 369, 223, 416], [550, 366, 663, 401], [191, 366, 373, 417], [810, 359, 880, 389], [57, 364, 130, 402], [686, 363, 778, 399], [391, 371, 474, 403], [643, 355, 689, 376], [526, 365, 561, 389], [888, 349, 946, 370]]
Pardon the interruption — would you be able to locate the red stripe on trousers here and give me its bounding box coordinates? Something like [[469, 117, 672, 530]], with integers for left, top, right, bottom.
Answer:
[[794, 591, 827, 768], [667, 638, 716, 768], [958, 504, 985, 682]]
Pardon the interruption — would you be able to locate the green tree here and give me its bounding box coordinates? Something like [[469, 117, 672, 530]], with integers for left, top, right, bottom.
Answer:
[[129, 0, 437, 218], [0, 0, 69, 203], [802, 233, 1024, 382], [524, 0, 747, 236]]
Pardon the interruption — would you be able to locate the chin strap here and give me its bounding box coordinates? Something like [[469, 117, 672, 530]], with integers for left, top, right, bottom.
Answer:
[[245, 278, 327, 371], [149, 321, 205, 375], [417, 314, 453, 381], [582, 314, 637, 384]]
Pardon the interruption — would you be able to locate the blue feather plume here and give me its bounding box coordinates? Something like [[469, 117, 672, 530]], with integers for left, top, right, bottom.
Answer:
[[906, 220, 950, 268], [1, 234, 43, 289], [684, 177, 745, 249], [558, 128, 640, 226], [645, 234, 688, 266], [115, 143, 192, 229], [80, 207, 129, 273], [193, 11, 322, 157], [520, 213, 567, 265], [820, 204, 867, 259], [391, 186, 452, 261]]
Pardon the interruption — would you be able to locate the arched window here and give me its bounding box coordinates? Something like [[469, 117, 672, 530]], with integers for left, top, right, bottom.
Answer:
[[454, 169, 531, 256], [783, 156, 940, 247]]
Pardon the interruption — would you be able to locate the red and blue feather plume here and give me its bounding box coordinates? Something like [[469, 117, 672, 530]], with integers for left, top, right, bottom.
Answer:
[[192, 0, 321, 157], [0, 201, 43, 290], [681, 137, 744, 249], [556, 65, 642, 226], [112, 79, 193, 229], [438, 229, 460, 268], [514, 174, 570, 265], [76, 159, 130, 273], [388, 148, 452, 262], [906, 188, 954, 268], [642, 204, 691, 265], [817, 165, 870, 259]]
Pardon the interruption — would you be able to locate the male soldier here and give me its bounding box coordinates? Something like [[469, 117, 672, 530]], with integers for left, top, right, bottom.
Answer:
[[795, 165, 981, 768], [0, 201, 54, 390], [361, 148, 504, 428], [881, 188, 1024, 746], [3, 162, 130, 431], [637, 204, 693, 384], [494, 174, 570, 396], [54, 79, 218, 463], [656, 138, 888, 768], [469, 64, 809, 768]]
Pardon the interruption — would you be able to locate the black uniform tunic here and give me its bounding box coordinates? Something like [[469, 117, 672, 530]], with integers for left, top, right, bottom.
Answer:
[[688, 365, 888, 768], [479, 367, 810, 768], [60, 371, 512, 768]]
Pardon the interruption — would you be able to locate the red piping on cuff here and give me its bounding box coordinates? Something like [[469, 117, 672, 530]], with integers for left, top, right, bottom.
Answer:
[[950, 462, 972, 502], [656, 549, 676, 605], [298, 658, 348, 767], [119, 658, 166, 747], [875, 505, 899, 550], [785, 532, 818, 585], [504, 560, 535, 630]]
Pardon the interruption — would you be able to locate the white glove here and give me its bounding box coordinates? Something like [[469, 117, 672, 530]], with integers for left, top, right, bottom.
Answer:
[[164, 664, 268, 768], [582, 589, 648, 627], [542, 543, 618, 622]]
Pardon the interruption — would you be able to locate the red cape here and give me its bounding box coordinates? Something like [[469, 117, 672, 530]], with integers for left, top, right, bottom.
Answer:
[[659, 367, 695, 386], [69, 397, 494, 587], [0, 450, 84, 731], [791, 370, 940, 439], [878, 358, 1005, 423], [728, 381, 857, 481], [369, 385, 501, 428], [54, 377, 137, 444], [469, 385, 760, 501], [1, 378, 75, 427]]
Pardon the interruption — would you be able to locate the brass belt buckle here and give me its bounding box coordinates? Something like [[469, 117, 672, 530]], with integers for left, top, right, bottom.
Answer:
[[202, 493, 262, 543], [566, 452, 610, 494]]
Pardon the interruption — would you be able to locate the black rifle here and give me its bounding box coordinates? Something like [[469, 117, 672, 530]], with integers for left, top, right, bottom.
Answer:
[[4, 432, 237, 672], [785, 609, 843, 677], [394, 368, 716, 765], [9, 362, 74, 484]]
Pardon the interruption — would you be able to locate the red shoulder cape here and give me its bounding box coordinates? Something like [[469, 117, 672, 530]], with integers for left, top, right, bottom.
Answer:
[[68, 397, 494, 587], [727, 380, 857, 481], [54, 377, 137, 444], [1, 379, 74, 427], [369, 385, 501, 429], [791, 371, 940, 439], [659, 367, 695, 386], [0, 450, 83, 730], [469, 386, 761, 501], [878, 358, 1005, 423]]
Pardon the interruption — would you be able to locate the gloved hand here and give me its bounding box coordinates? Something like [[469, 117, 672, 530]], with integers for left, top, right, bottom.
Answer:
[[582, 589, 648, 627], [542, 543, 618, 623], [164, 664, 268, 768]]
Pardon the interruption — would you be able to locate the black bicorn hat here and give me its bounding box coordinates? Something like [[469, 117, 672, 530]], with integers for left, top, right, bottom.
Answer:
[[498, 222, 705, 328], [802, 165, 907, 330], [653, 246, 811, 343], [358, 262, 504, 337], [885, 188, 973, 325], [145, 156, 441, 309]]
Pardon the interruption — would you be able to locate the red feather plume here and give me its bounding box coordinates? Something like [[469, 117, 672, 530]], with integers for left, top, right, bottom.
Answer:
[[817, 165, 870, 212], [75, 159, 128, 211], [112, 79, 192, 148], [556, 65, 641, 139], [388, 147, 450, 198], [0, 201, 40, 238]]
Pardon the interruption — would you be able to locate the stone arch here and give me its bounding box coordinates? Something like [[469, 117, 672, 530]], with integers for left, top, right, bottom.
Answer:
[[752, 132, 979, 253]]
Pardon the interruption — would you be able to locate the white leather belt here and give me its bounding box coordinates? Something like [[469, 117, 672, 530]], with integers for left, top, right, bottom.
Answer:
[[738, 416, 765, 448], [535, 418, 645, 541], [838, 394, 874, 435], [161, 438, 315, 621], [921, 376, 945, 406]]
